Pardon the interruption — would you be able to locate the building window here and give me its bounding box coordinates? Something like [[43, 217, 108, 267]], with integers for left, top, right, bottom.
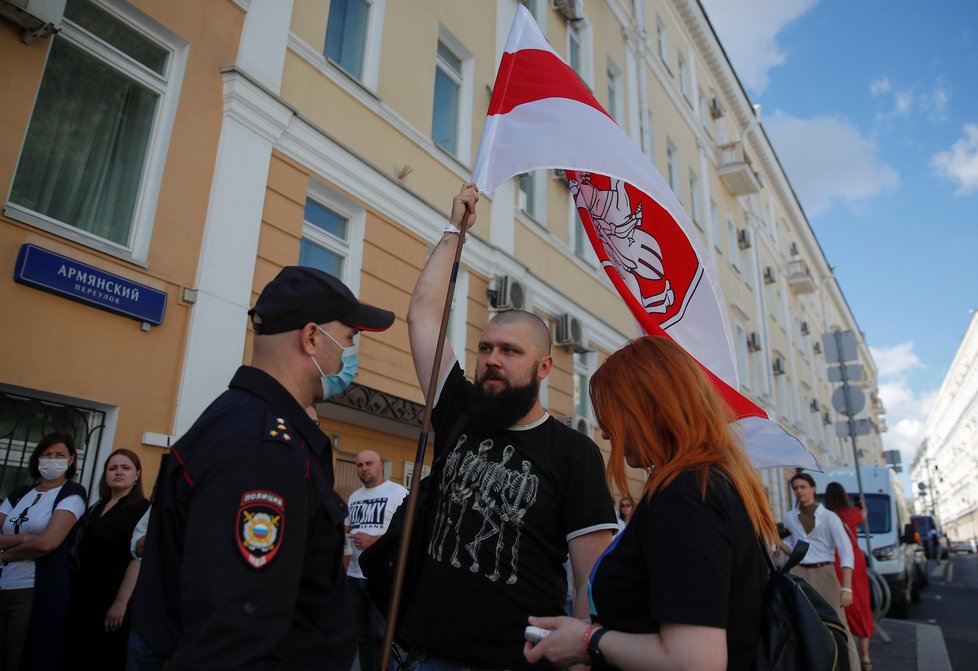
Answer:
[[433, 40, 463, 155], [567, 18, 593, 88], [656, 17, 668, 67], [518, 172, 538, 219], [698, 87, 711, 133], [607, 59, 622, 122], [299, 182, 365, 291], [571, 196, 598, 265], [678, 53, 691, 102], [573, 351, 592, 420], [569, 23, 581, 73], [666, 140, 679, 192], [709, 200, 721, 251], [324, 0, 371, 79], [6, 0, 183, 261], [735, 324, 750, 391], [689, 170, 701, 229], [726, 216, 740, 271]]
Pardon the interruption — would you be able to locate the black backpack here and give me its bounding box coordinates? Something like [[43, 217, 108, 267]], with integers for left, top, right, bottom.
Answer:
[[755, 540, 851, 671]]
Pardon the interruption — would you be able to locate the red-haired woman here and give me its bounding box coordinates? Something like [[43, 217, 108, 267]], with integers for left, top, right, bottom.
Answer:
[[524, 337, 778, 671], [64, 449, 150, 669]]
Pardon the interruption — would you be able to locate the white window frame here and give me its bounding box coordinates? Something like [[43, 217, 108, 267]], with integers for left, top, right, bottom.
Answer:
[[301, 180, 366, 294], [656, 16, 669, 70], [4, 1, 187, 264], [678, 52, 691, 103], [607, 57, 623, 123], [666, 139, 679, 192], [403, 461, 431, 488], [698, 87, 711, 134], [570, 193, 599, 266], [726, 215, 740, 272], [573, 349, 594, 423], [517, 171, 546, 225], [709, 200, 721, 252], [432, 27, 474, 163], [735, 323, 750, 391], [323, 0, 386, 91], [567, 17, 593, 88], [689, 169, 701, 229]]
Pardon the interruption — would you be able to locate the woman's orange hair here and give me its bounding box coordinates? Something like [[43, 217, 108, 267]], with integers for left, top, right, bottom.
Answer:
[[590, 336, 778, 547]]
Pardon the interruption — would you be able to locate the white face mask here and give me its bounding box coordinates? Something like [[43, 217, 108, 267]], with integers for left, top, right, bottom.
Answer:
[[38, 458, 70, 481]]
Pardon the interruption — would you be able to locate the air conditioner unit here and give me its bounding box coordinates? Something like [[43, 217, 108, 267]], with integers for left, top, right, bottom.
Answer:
[[772, 357, 785, 376], [0, 0, 65, 42], [552, 0, 584, 21], [809, 399, 820, 413], [763, 266, 776, 284], [555, 313, 588, 353], [813, 341, 822, 355], [737, 228, 751, 249], [709, 96, 725, 120], [746, 332, 762, 352], [822, 411, 831, 426], [563, 414, 591, 434], [488, 276, 526, 311], [789, 242, 799, 256], [800, 321, 810, 336]]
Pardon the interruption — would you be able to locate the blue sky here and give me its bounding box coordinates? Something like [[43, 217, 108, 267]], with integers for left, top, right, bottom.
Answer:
[[700, 0, 978, 468]]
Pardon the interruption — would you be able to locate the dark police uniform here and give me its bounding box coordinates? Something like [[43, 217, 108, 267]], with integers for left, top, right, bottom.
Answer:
[[132, 365, 354, 670]]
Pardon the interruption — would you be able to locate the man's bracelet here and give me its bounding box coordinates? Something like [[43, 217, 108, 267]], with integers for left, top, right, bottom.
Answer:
[[841, 587, 852, 593], [442, 224, 462, 235]]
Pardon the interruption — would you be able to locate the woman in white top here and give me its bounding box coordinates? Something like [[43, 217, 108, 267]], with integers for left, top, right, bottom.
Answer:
[[0, 432, 88, 671]]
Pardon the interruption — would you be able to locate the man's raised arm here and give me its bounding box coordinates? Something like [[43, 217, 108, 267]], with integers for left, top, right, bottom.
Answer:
[[407, 183, 479, 397]]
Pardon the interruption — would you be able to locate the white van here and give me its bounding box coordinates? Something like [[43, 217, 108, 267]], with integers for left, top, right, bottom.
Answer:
[[808, 466, 919, 618]]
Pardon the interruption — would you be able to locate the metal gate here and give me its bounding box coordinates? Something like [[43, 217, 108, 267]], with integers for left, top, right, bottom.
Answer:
[[0, 390, 107, 501]]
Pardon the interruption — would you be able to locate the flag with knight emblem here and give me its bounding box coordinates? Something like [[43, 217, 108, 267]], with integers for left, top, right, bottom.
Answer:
[[472, 5, 819, 471]]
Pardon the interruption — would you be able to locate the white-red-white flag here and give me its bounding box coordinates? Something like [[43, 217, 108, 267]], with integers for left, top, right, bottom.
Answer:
[[472, 6, 819, 471]]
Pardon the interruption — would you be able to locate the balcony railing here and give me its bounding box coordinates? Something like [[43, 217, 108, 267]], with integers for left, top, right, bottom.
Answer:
[[786, 259, 816, 294], [717, 141, 762, 195]]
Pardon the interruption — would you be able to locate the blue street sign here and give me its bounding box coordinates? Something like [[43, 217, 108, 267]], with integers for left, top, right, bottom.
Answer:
[[13, 244, 167, 325]]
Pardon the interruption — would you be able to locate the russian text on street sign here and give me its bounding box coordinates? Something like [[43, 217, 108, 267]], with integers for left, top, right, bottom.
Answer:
[[823, 330, 858, 363], [827, 363, 863, 383], [836, 418, 872, 438], [13, 243, 167, 325], [832, 385, 865, 415]]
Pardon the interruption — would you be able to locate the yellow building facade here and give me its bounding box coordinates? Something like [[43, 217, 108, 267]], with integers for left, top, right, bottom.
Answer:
[[0, 0, 885, 516]]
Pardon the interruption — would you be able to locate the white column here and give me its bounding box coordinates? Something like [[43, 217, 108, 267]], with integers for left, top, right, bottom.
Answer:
[[172, 5, 293, 435], [236, 0, 293, 94]]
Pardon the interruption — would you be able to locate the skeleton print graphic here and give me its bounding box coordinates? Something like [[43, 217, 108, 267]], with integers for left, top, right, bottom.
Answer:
[[430, 435, 540, 584]]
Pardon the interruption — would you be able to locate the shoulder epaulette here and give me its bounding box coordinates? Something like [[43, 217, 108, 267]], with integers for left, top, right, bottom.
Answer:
[[264, 414, 300, 448]]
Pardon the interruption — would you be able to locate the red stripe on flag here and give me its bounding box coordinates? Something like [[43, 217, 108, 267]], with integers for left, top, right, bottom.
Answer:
[[488, 49, 611, 119]]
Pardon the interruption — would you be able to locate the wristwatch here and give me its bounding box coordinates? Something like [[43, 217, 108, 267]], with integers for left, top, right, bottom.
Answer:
[[586, 626, 609, 665]]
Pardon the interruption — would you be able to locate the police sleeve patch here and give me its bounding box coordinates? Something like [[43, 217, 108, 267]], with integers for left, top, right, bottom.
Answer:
[[236, 490, 285, 569]]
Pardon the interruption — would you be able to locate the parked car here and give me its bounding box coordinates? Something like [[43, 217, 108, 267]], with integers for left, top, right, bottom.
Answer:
[[949, 539, 977, 554], [811, 467, 919, 618]]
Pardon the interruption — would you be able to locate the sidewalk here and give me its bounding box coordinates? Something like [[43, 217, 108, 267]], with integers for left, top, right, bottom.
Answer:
[[869, 618, 952, 671]]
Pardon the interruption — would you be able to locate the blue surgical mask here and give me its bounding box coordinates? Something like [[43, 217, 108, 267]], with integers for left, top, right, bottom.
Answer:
[[312, 328, 359, 400]]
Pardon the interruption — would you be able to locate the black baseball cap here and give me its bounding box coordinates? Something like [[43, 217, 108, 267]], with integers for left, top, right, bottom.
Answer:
[[248, 266, 395, 335]]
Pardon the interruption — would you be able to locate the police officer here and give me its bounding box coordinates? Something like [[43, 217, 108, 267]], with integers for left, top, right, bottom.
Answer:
[[131, 266, 394, 670]]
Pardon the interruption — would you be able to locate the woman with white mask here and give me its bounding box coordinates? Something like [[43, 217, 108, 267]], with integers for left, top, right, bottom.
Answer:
[[0, 432, 88, 671]]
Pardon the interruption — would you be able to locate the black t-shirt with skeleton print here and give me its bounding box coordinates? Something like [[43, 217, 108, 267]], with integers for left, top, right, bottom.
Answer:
[[402, 362, 618, 668]]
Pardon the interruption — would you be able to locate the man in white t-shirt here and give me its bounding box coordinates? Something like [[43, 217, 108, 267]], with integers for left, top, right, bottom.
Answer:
[[346, 450, 407, 671]]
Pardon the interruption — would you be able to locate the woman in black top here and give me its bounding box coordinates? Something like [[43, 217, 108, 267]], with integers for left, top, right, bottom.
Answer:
[[64, 448, 150, 669], [524, 337, 779, 670]]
